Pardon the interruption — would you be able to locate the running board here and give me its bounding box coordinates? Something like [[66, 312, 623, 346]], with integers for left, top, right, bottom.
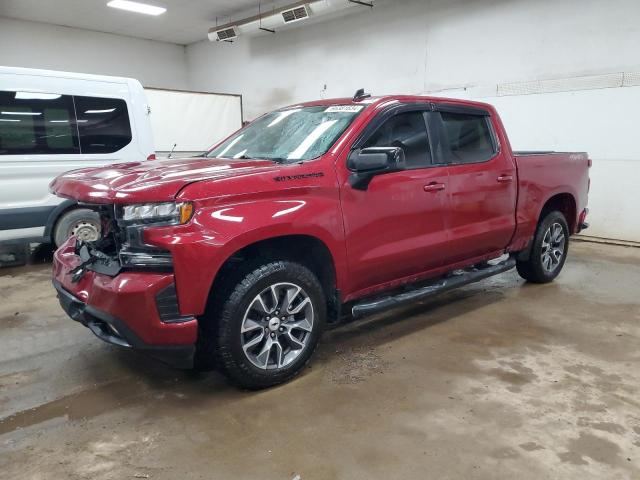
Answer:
[[351, 257, 516, 319]]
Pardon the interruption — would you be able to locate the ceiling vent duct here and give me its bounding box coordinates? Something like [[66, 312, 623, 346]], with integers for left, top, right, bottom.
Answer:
[[209, 26, 238, 42], [281, 5, 310, 23], [208, 1, 370, 42]]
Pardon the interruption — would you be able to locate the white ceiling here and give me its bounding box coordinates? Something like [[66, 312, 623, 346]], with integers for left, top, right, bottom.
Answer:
[[0, 0, 275, 45]]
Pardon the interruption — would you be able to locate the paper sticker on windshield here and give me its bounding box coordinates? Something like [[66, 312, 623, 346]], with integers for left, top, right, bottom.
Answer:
[[325, 105, 364, 113]]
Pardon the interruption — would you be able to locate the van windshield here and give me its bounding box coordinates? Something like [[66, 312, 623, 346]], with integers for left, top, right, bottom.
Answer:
[[207, 105, 363, 162]]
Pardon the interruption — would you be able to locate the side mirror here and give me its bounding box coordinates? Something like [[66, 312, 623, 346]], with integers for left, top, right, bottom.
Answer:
[[347, 147, 406, 190]]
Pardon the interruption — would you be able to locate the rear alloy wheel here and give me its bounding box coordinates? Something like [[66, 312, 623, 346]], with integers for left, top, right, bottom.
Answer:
[[540, 222, 566, 273], [516, 210, 569, 283], [200, 260, 326, 389]]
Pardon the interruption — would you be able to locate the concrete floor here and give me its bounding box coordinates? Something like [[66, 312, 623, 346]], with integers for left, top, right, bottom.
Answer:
[[0, 241, 639, 479]]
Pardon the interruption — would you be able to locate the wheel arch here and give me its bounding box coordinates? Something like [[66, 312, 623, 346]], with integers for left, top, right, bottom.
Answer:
[[540, 192, 577, 233], [207, 234, 341, 323], [517, 192, 576, 261]]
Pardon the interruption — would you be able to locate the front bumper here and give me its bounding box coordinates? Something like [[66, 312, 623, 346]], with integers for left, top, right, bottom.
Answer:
[[52, 241, 197, 369]]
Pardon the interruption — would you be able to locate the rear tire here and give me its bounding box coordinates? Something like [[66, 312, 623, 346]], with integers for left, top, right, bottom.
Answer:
[[53, 209, 101, 247], [197, 260, 326, 389], [516, 210, 569, 283]]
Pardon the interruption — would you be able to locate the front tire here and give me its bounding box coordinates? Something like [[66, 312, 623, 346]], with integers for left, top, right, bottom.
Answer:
[[198, 260, 326, 389], [516, 210, 569, 283]]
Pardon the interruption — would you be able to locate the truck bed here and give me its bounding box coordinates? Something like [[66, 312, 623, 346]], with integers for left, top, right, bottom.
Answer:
[[513, 151, 588, 156], [510, 151, 590, 251]]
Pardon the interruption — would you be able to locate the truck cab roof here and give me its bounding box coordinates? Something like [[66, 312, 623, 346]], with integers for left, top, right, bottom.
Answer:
[[292, 95, 495, 112]]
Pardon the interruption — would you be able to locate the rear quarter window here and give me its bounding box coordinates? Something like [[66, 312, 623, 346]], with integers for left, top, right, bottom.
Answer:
[[74, 96, 132, 154]]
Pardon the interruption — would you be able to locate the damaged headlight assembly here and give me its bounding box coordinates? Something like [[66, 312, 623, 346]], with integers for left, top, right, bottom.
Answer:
[[122, 202, 193, 225], [118, 202, 194, 268]]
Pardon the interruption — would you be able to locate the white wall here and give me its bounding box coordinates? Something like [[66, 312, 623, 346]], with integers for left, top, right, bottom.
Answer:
[[146, 89, 243, 152], [458, 87, 640, 243], [186, 0, 640, 242], [186, 0, 640, 119], [0, 17, 189, 90]]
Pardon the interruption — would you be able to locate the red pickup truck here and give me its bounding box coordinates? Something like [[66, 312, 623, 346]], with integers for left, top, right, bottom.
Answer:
[[50, 93, 590, 389]]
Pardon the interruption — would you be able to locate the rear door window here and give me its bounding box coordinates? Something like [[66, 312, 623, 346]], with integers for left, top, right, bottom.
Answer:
[[440, 112, 496, 164], [74, 96, 132, 154], [0, 91, 79, 155]]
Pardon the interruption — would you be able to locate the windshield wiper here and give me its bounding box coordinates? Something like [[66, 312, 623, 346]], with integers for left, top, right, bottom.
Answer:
[[262, 157, 288, 163], [214, 154, 286, 163], [238, 155, 287, 163]]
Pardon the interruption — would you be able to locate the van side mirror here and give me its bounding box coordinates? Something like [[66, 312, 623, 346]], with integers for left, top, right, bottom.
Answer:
[[347, 147, 406, 190]]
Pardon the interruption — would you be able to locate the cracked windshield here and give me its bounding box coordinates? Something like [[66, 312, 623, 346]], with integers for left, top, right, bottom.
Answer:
[[207, 105, 363, 162]]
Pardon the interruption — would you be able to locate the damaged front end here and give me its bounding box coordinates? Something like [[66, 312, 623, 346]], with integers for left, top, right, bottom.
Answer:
[[70, 238, 121, 283], [68, 202, 189, 283], [53, 202, 198, 368]]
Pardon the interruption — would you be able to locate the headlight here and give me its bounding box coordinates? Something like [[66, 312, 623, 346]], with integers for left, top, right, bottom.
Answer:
[[121, 202, 193, 225]]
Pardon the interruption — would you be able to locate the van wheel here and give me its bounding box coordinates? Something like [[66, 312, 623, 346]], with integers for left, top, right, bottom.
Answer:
[[53, 209, 101, 247], [516, 210, 569, 283], [198, 260, 326, 389]]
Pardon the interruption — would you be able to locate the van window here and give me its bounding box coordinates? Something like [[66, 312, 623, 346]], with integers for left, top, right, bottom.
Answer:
[[0, 91, 79, 155], [74, 96, 132, 154], [440, 112, 496, 164]]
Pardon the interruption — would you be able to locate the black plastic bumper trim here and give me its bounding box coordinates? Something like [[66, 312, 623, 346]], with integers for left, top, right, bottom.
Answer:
[[155, 282, 194, 324], [53, 280, 195, 369]]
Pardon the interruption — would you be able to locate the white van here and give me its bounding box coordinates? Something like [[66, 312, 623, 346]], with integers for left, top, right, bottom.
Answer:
[[0, 66, 155, 246]]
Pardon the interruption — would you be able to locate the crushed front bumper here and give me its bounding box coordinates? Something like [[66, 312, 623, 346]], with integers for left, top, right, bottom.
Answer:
[[53, 241, 197, 369]]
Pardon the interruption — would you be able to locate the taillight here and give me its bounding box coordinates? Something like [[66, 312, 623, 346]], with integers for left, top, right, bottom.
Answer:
[[588, 158, 592, 168], [147, 153, 157, 161]]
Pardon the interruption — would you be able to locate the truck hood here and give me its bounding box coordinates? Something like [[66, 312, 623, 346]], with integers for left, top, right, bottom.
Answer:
[[50, 157, 280, 203]]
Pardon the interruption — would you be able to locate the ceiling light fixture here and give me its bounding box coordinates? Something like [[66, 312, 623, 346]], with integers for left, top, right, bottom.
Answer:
[[15, 92, 61, 100], [1, 111, 42, 116], [107, 0, 166, 16]]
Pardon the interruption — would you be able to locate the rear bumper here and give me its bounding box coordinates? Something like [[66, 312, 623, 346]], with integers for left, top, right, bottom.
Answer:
[[577, 208, 590, 233], [52, 241, 198, 369]]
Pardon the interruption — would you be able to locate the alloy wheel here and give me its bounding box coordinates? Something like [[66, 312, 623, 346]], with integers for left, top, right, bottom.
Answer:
[[240, 282, 314, 370], [541, 222, 565, 272]]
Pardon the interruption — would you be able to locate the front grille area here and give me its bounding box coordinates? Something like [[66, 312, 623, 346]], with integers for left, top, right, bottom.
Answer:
[[79, 203, 173, 272]]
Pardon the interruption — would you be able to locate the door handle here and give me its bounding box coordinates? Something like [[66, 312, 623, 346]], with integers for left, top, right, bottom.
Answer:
[[424, 182, 446, 192], [497, 174, 514, 183]]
